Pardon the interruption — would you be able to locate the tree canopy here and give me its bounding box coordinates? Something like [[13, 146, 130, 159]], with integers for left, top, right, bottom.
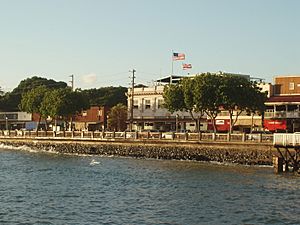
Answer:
[[107, 103, 128, 131], [81, 86, 127, 107], [0, 76, 67, 111], [163, 73, 267, 133]]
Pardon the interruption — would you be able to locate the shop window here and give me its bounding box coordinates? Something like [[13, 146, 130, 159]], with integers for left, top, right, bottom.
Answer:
[[145, 100, 151, 109], [133, 100, 139, 109]]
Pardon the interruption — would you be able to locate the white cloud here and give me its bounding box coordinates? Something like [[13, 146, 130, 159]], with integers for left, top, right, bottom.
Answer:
[[81, 73, 97, 85]]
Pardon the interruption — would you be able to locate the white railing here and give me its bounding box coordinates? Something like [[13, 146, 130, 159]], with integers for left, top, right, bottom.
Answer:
[[273, 133, 300, 146], [0, 130, 274, 143]]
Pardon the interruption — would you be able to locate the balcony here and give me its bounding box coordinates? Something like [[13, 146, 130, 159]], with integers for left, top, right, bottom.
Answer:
[[264, 111, 300, 119]]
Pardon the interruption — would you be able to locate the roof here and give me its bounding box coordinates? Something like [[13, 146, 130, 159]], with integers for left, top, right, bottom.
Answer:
[[266, 95, 300, 104], [156, 75, 187, 84]]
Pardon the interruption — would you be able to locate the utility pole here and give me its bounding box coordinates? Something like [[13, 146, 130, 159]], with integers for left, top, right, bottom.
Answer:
[[129, 69, 136, 131], [69, 74, 74, 91], [69, 74, 74, 131]]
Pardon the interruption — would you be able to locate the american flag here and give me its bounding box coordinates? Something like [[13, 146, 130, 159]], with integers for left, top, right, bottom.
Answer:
[[182, 63, 192, 70], [172, 52, 185, 61]]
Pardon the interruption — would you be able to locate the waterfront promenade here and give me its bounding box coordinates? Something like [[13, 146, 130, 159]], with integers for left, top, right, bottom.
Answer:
[[0, 130, 275, 166], [0, 130, 273, 143]]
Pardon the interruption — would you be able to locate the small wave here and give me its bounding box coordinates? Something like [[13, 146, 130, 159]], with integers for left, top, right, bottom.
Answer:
[[89, 159, 100, 165], [0, 143, 38, 153]]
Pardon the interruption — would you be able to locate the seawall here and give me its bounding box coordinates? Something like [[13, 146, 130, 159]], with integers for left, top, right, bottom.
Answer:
[[0, 138, 276, 165]]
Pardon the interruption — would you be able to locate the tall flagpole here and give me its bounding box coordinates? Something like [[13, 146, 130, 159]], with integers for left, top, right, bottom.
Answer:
[[171, 50, 174, 84], [171, 50, 174, 75]]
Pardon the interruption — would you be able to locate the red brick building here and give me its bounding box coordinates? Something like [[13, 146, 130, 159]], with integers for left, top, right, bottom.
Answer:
[[74, 106, 110, 131]]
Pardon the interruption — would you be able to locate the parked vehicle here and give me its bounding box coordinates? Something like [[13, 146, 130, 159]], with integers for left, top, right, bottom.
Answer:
[[248, 131, 273, 141]]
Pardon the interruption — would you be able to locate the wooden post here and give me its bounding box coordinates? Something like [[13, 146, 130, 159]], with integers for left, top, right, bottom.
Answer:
[[198, 131, 202, 141], [242, 133, 246, 142], [227, 133, 231, 142], [273, 156, 283, 173]]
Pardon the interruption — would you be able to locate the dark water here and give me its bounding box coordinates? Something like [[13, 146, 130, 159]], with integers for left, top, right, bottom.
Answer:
[[0, 145, 299, 225]]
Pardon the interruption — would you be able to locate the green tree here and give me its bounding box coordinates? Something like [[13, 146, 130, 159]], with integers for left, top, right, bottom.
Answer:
[[0, 87, 4, 96], [246, 83, 267, 132], [107, 103, 128, 131], [41, 88, 88, 131], [81, 86, 127, 107], [0, 76, 67, 111], [19, 86, 49, 130], [194, 73, 223, 134], [163, 84, 185, 113]]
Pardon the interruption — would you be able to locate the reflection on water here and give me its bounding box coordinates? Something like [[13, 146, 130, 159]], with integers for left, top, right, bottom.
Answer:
[[0, 147, 299, 225]]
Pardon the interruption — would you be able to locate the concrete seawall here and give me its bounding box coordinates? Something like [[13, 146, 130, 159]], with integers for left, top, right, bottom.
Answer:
[[0, 138, 276, 165]]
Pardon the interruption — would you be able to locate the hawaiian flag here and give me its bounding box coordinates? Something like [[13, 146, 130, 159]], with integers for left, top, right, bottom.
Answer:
[[182, 63, 192, 70], [172, 52, 185, 61]]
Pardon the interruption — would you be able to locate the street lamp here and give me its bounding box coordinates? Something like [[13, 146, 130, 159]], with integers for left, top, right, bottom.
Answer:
[[176, 114, 179, 133], [5, 116, 8, 130]]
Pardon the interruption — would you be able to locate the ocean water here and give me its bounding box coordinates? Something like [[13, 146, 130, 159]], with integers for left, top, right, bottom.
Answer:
[[0, 145, 299, 225]]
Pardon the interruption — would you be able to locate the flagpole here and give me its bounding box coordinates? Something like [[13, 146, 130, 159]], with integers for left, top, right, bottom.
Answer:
[[171, 50, 173, 84], [171, 50, 174, 75]]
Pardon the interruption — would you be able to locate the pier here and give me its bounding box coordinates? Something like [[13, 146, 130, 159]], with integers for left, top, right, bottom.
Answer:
[[273, 133, 300, 174]]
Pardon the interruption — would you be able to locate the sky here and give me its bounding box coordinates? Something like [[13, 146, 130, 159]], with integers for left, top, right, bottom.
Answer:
[[0, 0, 299, 91]]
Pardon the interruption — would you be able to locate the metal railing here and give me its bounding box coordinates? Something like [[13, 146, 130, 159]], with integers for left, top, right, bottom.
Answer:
[[273, 133, 300, 146], [0, 130, 275, 143]]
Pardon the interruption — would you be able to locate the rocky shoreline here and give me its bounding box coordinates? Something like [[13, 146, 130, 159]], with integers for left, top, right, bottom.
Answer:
[[0, 138, 276, 165]]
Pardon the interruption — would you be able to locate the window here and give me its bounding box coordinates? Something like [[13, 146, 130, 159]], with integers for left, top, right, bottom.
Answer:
[[133, 100, 139, 109], [157, 99, 164, 109], [145, 99, 151, 109], [289, 82, 295, 90]]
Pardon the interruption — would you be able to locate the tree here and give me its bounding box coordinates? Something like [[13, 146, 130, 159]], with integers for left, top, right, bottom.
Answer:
[[163, 84, 185, 113], [181, 78, 203, 131], [194, 73, 223, 134], [220, 76, 268, 134], [0, 76, 67, 111], [0, 87, 4, 96], [40, 88, 88, 130], [81, 86, 127, 107], [220, 75, 250, 134], [19, 86, 49, 130], [246, 83, 267, 132], [107, 104, 128, 131]]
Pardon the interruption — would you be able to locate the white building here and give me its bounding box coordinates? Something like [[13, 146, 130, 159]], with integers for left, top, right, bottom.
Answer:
[[127, 82, 207, 132]]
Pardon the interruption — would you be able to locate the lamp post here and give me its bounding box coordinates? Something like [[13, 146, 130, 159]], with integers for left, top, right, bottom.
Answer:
[[176, 114, 179, 133], [106, 115, 109, 131], [5, 116, 8, 130]]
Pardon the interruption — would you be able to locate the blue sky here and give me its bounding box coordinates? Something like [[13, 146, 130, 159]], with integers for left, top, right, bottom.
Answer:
[[0, 0, 299, 91]]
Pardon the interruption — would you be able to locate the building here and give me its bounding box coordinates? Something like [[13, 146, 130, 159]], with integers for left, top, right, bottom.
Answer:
[[127, 84, 206, 131], [0, 111, 32, 130], [127, 71, 252, 132], [264, 75, 300, 132], [74, 106, 110, 131]]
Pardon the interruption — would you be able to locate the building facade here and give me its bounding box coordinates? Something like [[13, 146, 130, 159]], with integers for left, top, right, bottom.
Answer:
[[74, 106, 110, 131], [264, 75, 300, 132], [127, 85, 206, 132], [0, 111, 32, 130]]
